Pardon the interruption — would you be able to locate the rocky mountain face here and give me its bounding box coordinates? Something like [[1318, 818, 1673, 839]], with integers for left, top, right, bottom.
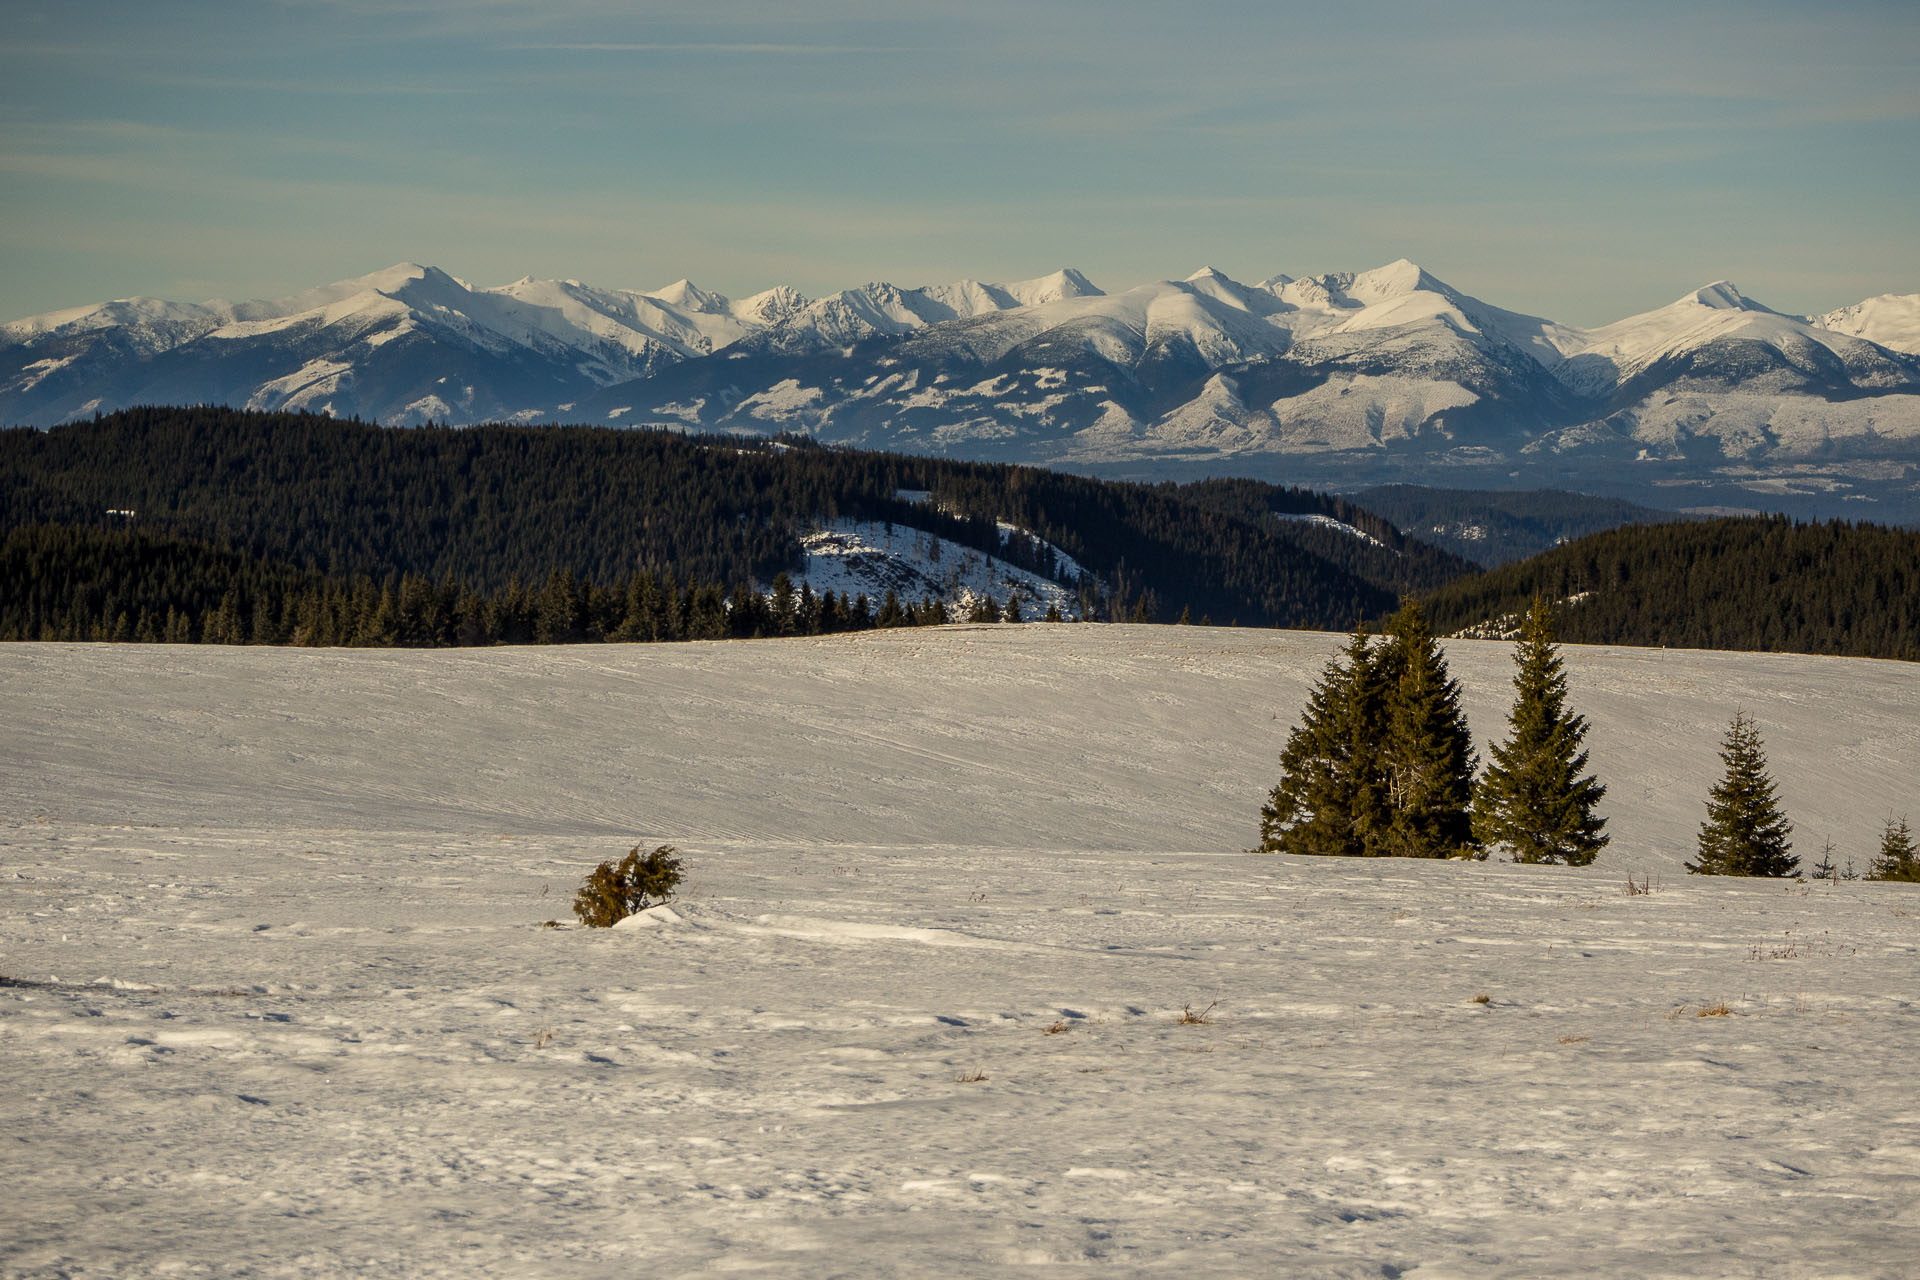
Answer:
[[6, 260, 1919, 519]]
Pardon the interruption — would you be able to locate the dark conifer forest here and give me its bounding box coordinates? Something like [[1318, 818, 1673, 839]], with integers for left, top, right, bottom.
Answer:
[[0, 522, 963, 646], [3, 407, 1915, 660], [0, 407, 1469, 642], [1420, 516, 1920, 662]]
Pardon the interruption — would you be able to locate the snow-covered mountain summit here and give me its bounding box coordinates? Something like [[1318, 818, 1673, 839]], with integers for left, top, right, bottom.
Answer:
[[741, 269, 1106, 356], [1816, 292, 1920, 356], [1, 262, 791, 424], [0, 264, 1122, 424], [5, 259, 1918, 518]]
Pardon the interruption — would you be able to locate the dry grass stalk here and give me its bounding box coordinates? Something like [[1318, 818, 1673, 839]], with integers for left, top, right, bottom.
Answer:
[[1177, 1001, 1218, 1025]]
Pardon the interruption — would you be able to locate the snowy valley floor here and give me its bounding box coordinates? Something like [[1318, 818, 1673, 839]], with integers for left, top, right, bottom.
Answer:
[[2, 627, 1917, 1277]]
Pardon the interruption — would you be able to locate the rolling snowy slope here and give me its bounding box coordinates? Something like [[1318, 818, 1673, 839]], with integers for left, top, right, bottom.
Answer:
[[3, 628, 1909, 865], [2, 630, 1917, 1276]]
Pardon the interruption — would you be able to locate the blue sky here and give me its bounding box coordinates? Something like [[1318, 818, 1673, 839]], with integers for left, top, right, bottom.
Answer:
[[3, 0, 1915, 325]]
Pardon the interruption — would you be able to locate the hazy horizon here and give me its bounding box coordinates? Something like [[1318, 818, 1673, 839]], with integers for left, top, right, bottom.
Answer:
[[4, 0, 1916, 327]]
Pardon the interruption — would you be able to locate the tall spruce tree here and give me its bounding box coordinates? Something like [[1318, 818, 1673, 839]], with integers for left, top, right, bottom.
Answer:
[[1380, 599, 1481, 859], [1471, 598, 1608, 864], [1258, 627, 1391, 856], [1689, 713, 1797, 876], [1866, 815, 1920, 882]]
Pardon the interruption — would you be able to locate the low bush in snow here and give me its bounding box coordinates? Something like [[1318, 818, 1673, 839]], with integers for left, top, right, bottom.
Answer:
[[573, 844, 683, 928]]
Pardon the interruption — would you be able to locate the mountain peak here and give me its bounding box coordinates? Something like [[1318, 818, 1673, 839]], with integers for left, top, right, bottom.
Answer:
[[1004, 267, 1102, 305], [353, 263, 434, 293], [1684, 281, 1756, 311], [1347, 259, 1442, 302], [1815, 292, 1920, 355], [647, 279, 729, 313], [1052, 267, 1100, 295], [735, 285, 809, 326]]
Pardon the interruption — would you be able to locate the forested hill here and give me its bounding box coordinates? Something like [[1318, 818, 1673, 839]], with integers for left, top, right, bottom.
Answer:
[[1421, 516, 1920, 662], [0, 407, 1476, 629], [1351, 484, 1684, 566]]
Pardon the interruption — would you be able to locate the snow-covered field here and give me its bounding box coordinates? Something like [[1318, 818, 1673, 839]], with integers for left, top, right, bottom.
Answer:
[[3, 628, 1917, 1277]]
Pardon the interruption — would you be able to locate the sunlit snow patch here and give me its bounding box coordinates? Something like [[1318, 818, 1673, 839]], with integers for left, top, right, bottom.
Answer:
[[1273, 513, 1388, 549], [611, 905, 684, 930], [797, 519, 1083, 618]]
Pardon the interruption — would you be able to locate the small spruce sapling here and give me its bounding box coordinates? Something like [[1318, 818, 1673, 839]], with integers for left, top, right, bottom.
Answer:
[[573, 844, 684, 927], [1812, 838, 1837, 883]]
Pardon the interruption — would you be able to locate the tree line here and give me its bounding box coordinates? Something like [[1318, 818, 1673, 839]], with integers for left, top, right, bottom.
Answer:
[[1421, 514, 1920, 662], [0, 524, 1057, 647]]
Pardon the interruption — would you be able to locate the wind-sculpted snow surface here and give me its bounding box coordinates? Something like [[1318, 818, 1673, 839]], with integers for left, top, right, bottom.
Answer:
[[3, 629, 1918, 1277]]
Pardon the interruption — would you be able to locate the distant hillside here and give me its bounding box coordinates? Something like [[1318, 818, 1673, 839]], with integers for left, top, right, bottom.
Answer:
[[1351, 484, 1684, 565], [1422, 516, 1920, 661], [0, 407, 1479, 630]]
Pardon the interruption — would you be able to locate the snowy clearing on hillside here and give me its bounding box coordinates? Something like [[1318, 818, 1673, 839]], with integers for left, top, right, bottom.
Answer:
[[798, 520, 1082, 618], [3, 629, 1918, 1278]]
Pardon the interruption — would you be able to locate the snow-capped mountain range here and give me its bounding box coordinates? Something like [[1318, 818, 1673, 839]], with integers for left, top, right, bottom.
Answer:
[[7, 260, 1920, 515]]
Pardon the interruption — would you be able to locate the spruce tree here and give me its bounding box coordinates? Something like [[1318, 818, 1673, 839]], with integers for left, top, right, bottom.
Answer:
[[770, 573, 799, 635], [1689, 713, 1797, 876], [1866, 816, 1920, 882], [1258, 628, 1390, 856], [1472, 598, 1608, 864], [1380, 600, 1480, 859]]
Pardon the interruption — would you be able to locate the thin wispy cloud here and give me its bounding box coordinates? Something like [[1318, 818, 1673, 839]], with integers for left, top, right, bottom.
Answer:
[[517, 41, 921, 55], [0, 0, 1913, 325]]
